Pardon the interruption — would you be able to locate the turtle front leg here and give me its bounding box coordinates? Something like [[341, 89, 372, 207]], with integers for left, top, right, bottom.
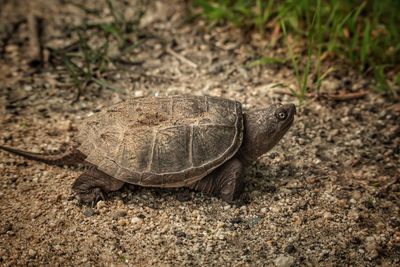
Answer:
[[72, 167, 124, 205], [189, 158, 244, 203]]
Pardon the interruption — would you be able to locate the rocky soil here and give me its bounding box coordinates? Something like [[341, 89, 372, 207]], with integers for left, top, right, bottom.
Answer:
[[0, 0, 399, 266]]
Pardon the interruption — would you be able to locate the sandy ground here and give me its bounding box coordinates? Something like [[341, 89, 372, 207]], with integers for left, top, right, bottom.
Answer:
[[0, 0, 399, 266]]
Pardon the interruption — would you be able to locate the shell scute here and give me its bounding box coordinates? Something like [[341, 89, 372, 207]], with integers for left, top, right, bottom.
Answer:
[[77, 95, 243, 187]]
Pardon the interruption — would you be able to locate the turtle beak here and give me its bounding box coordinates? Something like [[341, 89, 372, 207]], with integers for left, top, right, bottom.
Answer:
[[279, 104, 296, 131], [284, 103, 297, 116]]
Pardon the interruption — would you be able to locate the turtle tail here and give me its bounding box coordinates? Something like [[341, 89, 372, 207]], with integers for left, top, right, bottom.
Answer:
[[0, 145, 86, 166]]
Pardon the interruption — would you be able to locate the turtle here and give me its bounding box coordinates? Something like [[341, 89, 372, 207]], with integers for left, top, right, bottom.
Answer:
[[0, 95, 296, 204]]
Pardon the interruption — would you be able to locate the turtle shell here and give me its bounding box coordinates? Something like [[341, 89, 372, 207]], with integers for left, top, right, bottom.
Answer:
[[77, 95, 243, 187]]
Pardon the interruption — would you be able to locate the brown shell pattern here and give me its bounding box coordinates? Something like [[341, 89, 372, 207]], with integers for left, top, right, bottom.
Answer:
[[77, 95, 243, 187]]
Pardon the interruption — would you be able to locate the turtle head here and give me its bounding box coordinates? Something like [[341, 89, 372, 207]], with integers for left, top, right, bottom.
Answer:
[[239, 103, 296, 164]]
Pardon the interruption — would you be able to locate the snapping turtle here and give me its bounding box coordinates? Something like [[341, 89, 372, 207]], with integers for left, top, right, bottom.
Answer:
[[0, 95, 296, 204]]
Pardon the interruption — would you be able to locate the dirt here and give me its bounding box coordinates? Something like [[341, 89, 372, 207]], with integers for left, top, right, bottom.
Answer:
[[0, 0, 399, 266]]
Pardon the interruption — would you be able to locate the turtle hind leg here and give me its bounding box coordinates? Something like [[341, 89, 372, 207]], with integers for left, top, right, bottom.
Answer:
[[189, 158, 245, 204], [72, 167, 124, 206]]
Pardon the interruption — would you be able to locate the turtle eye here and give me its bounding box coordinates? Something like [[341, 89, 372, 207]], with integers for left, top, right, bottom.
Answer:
[[275, 109, 287, 120]]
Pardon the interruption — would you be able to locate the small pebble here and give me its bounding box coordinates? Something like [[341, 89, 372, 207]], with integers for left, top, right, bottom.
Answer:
[[114, 210, 127, 218], [274, 254, 295, 267], [134, 90, 144, 98], [260, 207, 267, 213], [83, 208, 95, 217], [6, 231, 14, 236], [96, 201, 106, 209], [297, 138, 306, 145], [118, 219, 128, 226], [131, 217, 143, 224], [24, 85, 33, 91], [365, 236, 379, 260], [216, 221, 225, 228], [306, 176, 317, 184], [270, 206, 280, 213], [28, 249, 37, 257]]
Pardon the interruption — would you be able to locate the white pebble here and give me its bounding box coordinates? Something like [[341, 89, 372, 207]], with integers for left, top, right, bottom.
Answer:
[[28, 249, 37, 257], [274, 254, 295, 267], [96, 201, 106, 209], [131, 217, 143, 224]]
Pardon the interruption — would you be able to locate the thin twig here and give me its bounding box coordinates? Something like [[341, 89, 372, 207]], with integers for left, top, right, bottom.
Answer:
[[327, 90, 368, 101], [166, 47, 198, 69]]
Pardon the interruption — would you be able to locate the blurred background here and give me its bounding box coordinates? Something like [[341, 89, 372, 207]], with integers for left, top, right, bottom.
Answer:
[[0, 0, 399, 100]]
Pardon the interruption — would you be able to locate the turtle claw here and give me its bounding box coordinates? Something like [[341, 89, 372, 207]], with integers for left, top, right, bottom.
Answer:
[[75, 188, 105, 206], [224, 192, 250, 207], [235, 192, 251, 206], [71, 168, 124, 206]]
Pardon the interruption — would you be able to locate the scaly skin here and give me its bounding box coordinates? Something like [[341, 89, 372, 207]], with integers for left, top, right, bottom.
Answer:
[[0, 145, 87, 166], [191, 103, 296, 204], [0, 102, 296, 205]]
